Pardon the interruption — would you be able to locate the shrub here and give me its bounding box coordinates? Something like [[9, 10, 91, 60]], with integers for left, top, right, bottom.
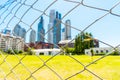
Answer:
[[111, 51, 119, 55], [26, 48, 35, 55], [27, 50, 35, 55], [64, 47, 75, 55], [6, 49, 13, 54], [13, 49, 19, 54], [19, 50, 23, 54]]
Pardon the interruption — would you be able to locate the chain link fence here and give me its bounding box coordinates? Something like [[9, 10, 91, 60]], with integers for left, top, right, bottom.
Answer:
[[0, 0, 120, 80]]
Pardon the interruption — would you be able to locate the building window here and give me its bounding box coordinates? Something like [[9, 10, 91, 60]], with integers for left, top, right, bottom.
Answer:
[[101, 50, 103, 53], [106, 50, 109, 53], [39, 53, 44, 55], [96, 50, 99, 53]]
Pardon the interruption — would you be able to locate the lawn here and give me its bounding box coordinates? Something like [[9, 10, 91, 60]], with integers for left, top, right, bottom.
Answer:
[[0, 55, 120, 80]]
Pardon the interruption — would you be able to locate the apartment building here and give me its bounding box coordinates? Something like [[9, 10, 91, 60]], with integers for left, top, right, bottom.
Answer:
[[0, 33, 24, 51]]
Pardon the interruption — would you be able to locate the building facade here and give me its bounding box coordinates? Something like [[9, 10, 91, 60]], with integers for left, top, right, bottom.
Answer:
[[53, 11, 61, 48], [48, 10, 62, 48], [1, 27, 11, 35], [37, 16, 45, 42], [62, 28, 65, 40], [48, 10, 55, 43], [85, 47, 120, 55], [13, 24, 26, 41], [13, 24, 21, 36], [19, 28, 26, 40], [0, 33, 24, 51], [65, 19, 71, 40], [29, 29, 36, 43]]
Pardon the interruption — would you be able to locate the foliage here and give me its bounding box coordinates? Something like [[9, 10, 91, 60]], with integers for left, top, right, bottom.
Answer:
[[19, 50, 23, 53], [64, 47, 75, 55], [6, 49, 24, 54], [74, 32, 95, 55], [13, 49, 19, 54], [90, 49, 94, 56], [111, 50, 120, 55], [6, 49, 14, 54], [27, 48, 35, 55]]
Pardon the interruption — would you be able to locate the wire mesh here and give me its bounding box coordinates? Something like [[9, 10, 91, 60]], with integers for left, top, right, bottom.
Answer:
[[0, 0, 120, 80]]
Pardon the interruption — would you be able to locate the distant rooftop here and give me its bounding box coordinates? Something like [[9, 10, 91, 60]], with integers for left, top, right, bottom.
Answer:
[[58, 40, 75, 44]]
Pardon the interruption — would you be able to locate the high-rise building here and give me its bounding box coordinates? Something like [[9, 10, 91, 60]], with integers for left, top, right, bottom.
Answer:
[[13, 24, 26, 41], [62, 28, 65, 40], [49, 10, 55, 23], [37, 16, 45, 42], [65, 19, 71, 40], [48, 23, 53, 43], [53, 11, 61, 48], [48, 10, 55, 43], [2, 27, 11, 35], [13, 24, 21, 36], [29, 29, 36, 43], [48, 10, 62, 48], [19, 28, 26, 40]]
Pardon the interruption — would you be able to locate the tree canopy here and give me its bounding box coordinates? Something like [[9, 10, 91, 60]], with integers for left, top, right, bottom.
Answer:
[[74, 32, 95, 55]]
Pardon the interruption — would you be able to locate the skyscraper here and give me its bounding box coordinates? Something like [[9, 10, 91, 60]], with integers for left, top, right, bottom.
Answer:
[[53, 11, 61, 48], [48, 10, 55, 43], [30, 29, 36, 43], [65, 19, 71, 40], [2, 27, 11, 35], [48, 10, 62, 48], [13, 24, 26, 41], [13, 24, 21, 36], [37, 16, 45, 42], [49, 10, 55, 23], [62, 28, 65, 40], [19, 28, 26, 40]]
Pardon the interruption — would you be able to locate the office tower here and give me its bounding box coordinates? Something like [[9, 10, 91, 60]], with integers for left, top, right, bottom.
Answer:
[[65, 19, 71, 40], [37, 16, 45, 42], [48, 10, 62, 47], [62, 28, 65, 40], [49, 10, 55, 23], [2, 27, 11, 35], [53, 11, 61, 48], [48, 10, 55, 43], [13, 24, 26, 41], [48, 23, 53, 43], [19, 28, 26, 40], [13, 24, 21, 36], [29, 30, 36, 43]]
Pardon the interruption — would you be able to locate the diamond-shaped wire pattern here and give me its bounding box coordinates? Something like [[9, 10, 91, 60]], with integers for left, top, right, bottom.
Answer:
[[0, 0, 120, 80]]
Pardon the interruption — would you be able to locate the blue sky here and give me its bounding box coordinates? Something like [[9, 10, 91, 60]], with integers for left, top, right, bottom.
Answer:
[[0, 0, 120, 47]]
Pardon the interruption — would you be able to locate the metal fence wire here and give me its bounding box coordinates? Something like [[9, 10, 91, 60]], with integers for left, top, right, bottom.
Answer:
[[0, 0, 120, 80]]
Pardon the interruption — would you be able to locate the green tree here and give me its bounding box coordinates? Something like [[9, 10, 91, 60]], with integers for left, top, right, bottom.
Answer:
[[74, 32, 95, 55]]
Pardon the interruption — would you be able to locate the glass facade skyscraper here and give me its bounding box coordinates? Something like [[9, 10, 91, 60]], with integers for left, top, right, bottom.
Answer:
[[65, 19, 71, 40], [48, 10, 55, 43], [30, 29, 36, 43], [13, 24, 21, 36], [19, 28, 26, 40], [48, 10, 62, 48], [37, 16, 45, 42], [62, 28, 65, 40], [53, 11, 61, 48], [13, 24, 26, 41], [2, 27, 11, 35]]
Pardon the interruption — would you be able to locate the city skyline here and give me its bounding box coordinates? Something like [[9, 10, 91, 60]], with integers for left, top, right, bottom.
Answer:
[[0, 9, 71, 45], [1, 0, 120, 47]]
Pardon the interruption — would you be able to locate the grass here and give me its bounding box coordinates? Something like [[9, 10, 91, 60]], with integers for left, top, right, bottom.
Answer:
[[0, 55, 120, 80]]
